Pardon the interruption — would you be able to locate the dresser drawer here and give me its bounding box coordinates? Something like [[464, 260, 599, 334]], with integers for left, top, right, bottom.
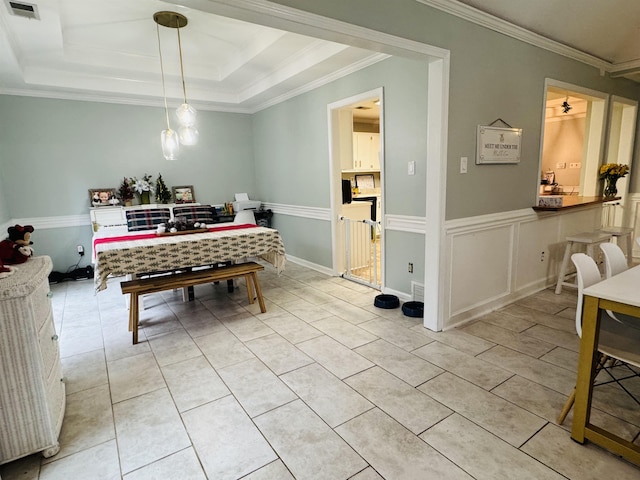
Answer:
[[33, 280, 53, 332], [38, 313, 60, 379], [46, 358, 66, 437]]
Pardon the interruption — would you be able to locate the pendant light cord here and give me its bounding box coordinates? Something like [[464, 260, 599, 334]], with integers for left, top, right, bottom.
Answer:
[[156, 22, 171, 130], [176, 17, 188, 104]]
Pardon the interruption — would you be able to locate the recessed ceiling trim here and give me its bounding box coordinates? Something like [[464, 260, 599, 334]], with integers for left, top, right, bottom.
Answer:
[[417, 0, 611, 72]]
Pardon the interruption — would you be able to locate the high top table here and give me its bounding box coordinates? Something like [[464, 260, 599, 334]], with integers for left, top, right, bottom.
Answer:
[[572, 264, 640, 465]]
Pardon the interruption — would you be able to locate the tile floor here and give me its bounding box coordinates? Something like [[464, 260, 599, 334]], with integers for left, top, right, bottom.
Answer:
[[1, 262, 640, 479]]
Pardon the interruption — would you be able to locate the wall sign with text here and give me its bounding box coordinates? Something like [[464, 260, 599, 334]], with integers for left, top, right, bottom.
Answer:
[[476, 126, 522, 164]]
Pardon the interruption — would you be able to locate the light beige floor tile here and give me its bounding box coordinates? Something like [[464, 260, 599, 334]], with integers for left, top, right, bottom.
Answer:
[[59, 324, 104, 358], [418, 373, 547, 447], [218, 358, 297, 417], [358, 317, 433, 351], [591, 382, 640, 426], [522, 324, 580, 352], [113, 388, 190, 474], [261, 286, 303, 306], [349, 467, 384, 480], [336, 408, 472, 480], [413, 325, 496, 356], [282, 300, 335, 323], [355, 339, 443, 387], [202, 297, 249, 318], [242, 460, 294, 479], [311, 316, 378, 349], [539, 346, 579, 372], [479, 310, 536, 332], [60, 348, 107, 395], [139, 305, 182, 339], [107, 351, 166, 404], [161, 355, 229, 412], [421, 414, 565, 480], [499, 303, 576, 333], [262, 313, 324, 344], [39, 440, 120, 480], [102, 324, 151, 362], [320, 299, 379, 325], [254, 400, 367, 479], [413, 341, 513, 390], [345, 366, 452, 434], [245, 333, 314, 375], [462, 322, 555, 358], [219, 313, 275, 342], [175, 308, 227, 338], [287, 285, 335, 305], [280, 363, 373, 427], [182, 395, 277, 479], [123, 447, 206, 480], [193, 328, 255, 369], [521, 423, 640, 479], [477, 345, 576, 395], [515, 289, 577, 315], [297, 335, 374, 379], [492, 375, 639, 441], [148, 328, 201, 367], [41, 384, 114, 463]]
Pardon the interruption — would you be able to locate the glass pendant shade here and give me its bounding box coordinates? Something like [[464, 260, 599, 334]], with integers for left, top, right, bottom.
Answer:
[[161, 128, 180, 160], [176, 103, 197, 126], [179, 125, 199, 145]]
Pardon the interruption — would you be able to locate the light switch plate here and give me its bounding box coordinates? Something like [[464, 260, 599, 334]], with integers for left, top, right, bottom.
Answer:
[[460, 157, 468, 174], [408, 160, 415, 175]]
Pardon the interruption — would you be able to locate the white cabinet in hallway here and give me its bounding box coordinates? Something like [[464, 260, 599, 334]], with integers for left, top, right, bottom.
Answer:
[[0, 256, 65, 465], [353, 132, 380, 170]]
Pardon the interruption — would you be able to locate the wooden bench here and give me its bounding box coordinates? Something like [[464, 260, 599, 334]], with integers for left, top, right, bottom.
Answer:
[[120, 262, 266, 344]]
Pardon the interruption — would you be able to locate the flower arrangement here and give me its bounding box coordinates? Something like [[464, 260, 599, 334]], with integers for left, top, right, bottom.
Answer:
[[117, 177, 135, 204], [599, 163, 629, 198], [130, 173, 154, 204]]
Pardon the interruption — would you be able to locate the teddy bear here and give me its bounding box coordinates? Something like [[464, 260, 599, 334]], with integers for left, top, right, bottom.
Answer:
[[0, 224, 35, 266]]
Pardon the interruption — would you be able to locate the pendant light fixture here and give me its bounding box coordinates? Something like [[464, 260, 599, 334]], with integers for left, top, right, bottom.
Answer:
[[154, 11, 198, 160]]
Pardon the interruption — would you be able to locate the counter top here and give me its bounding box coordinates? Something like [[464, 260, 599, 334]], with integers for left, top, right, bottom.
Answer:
[[532, 196, 620, 212]]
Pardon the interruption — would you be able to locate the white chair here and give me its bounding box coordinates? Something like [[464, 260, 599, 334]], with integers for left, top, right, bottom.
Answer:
[[233, 210, 256, 225], [556, 253, 640, 424], [599, 242, 628, 279], [599, 226, 634, 266]]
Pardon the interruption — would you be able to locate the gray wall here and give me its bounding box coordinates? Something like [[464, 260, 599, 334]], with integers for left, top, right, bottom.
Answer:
[[0, 96, 255, 270], [269, 0, 640, 219]]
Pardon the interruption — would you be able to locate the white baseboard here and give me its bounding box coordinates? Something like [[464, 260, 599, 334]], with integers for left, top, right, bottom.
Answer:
[[285, 254, 335, 276]]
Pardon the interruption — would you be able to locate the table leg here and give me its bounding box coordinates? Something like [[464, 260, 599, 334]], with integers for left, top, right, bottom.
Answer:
[[571, 294, 601, 443]]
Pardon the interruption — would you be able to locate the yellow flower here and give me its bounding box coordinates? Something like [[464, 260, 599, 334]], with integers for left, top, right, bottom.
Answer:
[[599, 163, 629, 179]]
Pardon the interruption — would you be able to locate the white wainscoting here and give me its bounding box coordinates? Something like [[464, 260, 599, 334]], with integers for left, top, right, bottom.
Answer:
[[444, 205, 605, 329]]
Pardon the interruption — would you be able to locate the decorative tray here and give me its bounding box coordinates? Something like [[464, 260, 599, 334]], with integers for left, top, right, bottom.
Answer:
[[156, 228, 209, 236]]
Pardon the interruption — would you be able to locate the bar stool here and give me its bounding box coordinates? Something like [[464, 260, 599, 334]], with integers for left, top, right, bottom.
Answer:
[[598, 226, 634, 266], [555, 231, 612, 294]]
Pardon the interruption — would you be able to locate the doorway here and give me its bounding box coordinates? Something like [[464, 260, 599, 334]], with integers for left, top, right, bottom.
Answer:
[[328, 88, 384, 289]]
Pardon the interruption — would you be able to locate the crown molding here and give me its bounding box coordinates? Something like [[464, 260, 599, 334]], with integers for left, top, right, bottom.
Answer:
[[416, 0, 611, 73]]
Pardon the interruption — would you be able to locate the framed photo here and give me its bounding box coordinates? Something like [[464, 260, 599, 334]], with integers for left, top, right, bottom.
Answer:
[[89, 188, 119, 207], [172, 185, 196, 204], [476, 125, 522, 164], [355, 174, 375, 190]]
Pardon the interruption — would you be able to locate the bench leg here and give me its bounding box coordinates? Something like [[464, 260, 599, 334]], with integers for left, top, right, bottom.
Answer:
[[244, 274, 255, 305], [250, 272, 266, 313], [129, 293, 139, 345]]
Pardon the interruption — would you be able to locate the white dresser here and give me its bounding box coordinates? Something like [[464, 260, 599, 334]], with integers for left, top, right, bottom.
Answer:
[[0, 256, 65, 464]]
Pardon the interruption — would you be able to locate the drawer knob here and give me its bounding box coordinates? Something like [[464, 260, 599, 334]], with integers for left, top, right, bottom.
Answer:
[[47, 292, 53, 298], [51, 334, 59, 341]]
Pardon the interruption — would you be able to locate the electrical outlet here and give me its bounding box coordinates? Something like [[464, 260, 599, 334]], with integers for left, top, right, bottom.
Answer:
[[540, 251, 545, 262], [77, 245, 84, 256], [556, 162, 566, 169], [569, 162, 581, 169], [408, 262, 413, 273]]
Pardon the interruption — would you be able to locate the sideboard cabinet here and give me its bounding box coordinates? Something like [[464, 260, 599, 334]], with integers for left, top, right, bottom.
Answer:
[[0, 256, 65, 464]]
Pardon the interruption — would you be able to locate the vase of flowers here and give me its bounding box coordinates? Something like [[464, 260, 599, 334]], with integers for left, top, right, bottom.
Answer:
[[118, 177, 135, 206], [131, 174, 155, 204], [599, 163, 629, 198]]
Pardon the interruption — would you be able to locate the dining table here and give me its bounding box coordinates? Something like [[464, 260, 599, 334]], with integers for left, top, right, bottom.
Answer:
[[92, 223, 286, 292], [572, 263, 640, 465]]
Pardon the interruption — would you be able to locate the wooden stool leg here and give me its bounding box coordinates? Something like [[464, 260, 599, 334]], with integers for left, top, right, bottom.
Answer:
[[555, 241, 573, 294], [251, 272, 266, 313]]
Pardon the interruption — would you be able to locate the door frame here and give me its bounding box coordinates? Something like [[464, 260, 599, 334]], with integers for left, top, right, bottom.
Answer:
[[328, 88, 385, 287]]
